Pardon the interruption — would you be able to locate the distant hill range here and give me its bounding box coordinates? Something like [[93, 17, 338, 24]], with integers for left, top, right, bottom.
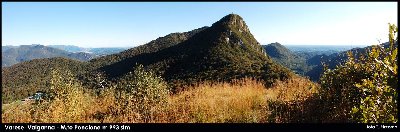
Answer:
[[1, 45, 130, 67], [305, 41, 398, 81], [1, 45, 96, 67]]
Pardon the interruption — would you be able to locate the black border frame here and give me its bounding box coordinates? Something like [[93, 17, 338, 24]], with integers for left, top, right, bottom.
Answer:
[[1, 0, 398, 131]]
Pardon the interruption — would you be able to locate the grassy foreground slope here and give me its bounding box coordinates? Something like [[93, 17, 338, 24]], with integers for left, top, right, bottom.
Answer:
[[2, 76, 316, 123]]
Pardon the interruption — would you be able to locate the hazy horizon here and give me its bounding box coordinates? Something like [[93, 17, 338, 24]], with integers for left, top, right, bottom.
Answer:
[[2, 43, 372, 49], [2, 2, 397, 47]]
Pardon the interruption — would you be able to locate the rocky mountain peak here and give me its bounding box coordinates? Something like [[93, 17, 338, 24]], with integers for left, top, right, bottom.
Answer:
[[212, 14, 250, 34]]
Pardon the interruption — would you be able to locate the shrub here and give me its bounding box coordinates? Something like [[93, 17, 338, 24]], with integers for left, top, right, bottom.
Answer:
[[33, 68, 94, 123], [350, 23, 398, 123], [116, 64, 169, 122], [319, 23, 398, 123]]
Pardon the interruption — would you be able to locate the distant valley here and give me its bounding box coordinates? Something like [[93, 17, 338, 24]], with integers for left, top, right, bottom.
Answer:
[[46, 45, 131, 56], [263, 42, 396, 81]]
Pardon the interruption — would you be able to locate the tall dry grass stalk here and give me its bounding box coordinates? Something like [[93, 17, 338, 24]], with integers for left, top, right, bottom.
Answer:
[[265, 76, 321, 123], [155, 78, 270, 123], [2, 101, 33, 123], [266, 77, 318, 102]]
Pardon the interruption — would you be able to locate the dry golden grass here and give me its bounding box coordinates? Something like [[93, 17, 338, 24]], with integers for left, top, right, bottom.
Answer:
[[2, 101, 34, 123], [266, 77, 319, 102], [265, 77, 321, 123], [2, 77, 320, 123], [90, 87, 142, 123], [155, 78, 270, 123]]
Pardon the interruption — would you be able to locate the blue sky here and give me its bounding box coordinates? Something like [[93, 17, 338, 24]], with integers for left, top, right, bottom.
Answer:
[[2, 2, 397, 47]]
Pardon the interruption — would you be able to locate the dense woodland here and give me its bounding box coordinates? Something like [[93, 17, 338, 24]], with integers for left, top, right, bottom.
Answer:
[[2, 14, 397, 123]]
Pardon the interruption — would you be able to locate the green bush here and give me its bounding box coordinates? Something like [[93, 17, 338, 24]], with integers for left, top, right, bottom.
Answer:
[[351, 24, 397, 123], [29, 68, 94, 123], [319, 23, 398, 123], [117, 64, 169, 122]]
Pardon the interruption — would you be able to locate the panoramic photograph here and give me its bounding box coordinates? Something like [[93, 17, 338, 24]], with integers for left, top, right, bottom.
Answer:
[[1, 2, 398, 124]]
